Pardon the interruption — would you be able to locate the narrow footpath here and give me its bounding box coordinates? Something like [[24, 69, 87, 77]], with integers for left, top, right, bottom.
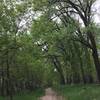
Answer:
[[40, 88, 64, 100]]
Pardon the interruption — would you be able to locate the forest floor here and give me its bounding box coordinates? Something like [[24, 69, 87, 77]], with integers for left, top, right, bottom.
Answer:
[[1, 84, 100, 100]]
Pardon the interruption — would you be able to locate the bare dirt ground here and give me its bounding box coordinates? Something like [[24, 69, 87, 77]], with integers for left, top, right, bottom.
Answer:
[[40, 88, 64, 100]]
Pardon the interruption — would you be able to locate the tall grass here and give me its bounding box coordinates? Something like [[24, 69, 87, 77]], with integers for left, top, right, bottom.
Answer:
[[1, 84, 100, 100], [56, 84, 100, 100]]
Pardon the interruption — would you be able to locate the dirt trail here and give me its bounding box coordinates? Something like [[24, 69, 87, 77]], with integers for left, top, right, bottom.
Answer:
[[40, 88, 64, 100]]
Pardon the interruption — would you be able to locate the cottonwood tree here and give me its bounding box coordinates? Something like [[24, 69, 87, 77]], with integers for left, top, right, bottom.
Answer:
[[48, 0, 100, 81], [31, 13, 95, 85]]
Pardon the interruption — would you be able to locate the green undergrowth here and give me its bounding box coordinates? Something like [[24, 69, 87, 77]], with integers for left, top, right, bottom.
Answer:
[[1, 84, 100, 100], [55, 84, 100, 100], [0, 89, 44, 100]]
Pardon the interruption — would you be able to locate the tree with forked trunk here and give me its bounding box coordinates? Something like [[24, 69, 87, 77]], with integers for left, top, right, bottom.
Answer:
[[48, 0, 100, 82]]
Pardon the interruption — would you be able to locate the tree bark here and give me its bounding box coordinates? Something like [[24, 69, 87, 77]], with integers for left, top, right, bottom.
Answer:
[[6, 50, 13, 100], [6, 51, 10, 96], [92, 49, 100, 82], [50, 55, 66, 85], [89, 32, 100, 82], [1, 62, 5, 96]]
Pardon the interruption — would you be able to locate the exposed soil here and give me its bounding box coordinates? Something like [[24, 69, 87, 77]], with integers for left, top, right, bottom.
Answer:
[[40, 88, 64, 100]]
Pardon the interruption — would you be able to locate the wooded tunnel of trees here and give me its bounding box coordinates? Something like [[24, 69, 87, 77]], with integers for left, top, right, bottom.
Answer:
[[0, 0, 100, 99]]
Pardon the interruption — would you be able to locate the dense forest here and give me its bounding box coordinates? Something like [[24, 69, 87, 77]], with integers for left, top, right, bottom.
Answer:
[[0, 0, 100, 100]]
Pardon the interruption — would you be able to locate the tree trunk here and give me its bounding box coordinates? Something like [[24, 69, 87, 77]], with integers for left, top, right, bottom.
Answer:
[[50, 55, 66, 85], [80, 63, 86, 84], [6, 52, 10, 96], [1, 60, 5, 96], [6, 51, 13, 100], [89, 32, 100, 82], [92, 49, 100, 82]]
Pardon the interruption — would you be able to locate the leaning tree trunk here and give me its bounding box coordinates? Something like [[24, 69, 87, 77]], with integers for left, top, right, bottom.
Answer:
[[89, 32, 100, 82], [92, 48, 100, 82], [53, 57, 66, 85], [50, 55, 66, 85]]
